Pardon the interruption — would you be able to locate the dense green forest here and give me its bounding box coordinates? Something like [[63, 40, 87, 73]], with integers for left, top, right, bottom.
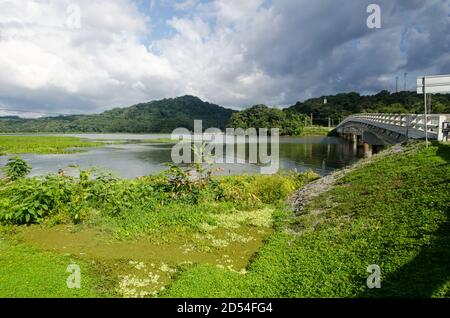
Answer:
[[0, 96, 234, 133], [229, 105, 310, 135], [231, 91, 450, 132], [0, 91, 449, 133], [287, 90, 450, 126]]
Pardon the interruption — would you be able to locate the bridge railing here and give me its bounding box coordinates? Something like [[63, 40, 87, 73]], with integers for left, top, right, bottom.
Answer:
[[339, 113, 449, 141]]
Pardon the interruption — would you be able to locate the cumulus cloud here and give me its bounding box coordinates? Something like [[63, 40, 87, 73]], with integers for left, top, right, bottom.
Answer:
[[0, 0, 449, 116], [0, 0, 178, 115]]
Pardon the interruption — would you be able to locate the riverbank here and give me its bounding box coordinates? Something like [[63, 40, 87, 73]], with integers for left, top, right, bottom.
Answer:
[[298, 126, 333, 137], [1, 141, 447, 297], [164, 141, 450, 297], [0, 168, 318, 297]]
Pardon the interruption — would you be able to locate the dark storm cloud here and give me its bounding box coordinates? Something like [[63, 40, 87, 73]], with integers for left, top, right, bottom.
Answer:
[[236, 0, 449, 104]]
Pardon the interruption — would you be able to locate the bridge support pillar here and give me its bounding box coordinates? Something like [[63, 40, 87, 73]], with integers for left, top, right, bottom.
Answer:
[[357, 142, 370, 158], [341, 133, 349, 141], [356, 135, 364, 146]]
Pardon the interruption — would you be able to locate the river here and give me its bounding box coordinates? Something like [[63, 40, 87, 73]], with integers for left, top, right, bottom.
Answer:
[[0, 134, 373, 178]]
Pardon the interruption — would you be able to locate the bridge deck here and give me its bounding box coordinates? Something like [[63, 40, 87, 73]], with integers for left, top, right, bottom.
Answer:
[[336, 113, 450, 143], [352, 118, 437, 140]]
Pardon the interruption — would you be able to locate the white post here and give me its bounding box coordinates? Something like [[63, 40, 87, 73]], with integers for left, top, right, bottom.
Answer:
[[406, 115, 411, 140], [423, 77, 428, 147], [437, 115, 445, 141]]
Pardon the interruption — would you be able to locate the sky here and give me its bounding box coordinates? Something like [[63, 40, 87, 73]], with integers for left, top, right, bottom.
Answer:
[[0, 0, 449, 117]]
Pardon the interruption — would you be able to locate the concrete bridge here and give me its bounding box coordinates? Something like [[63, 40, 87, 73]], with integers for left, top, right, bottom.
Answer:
[[335, 113, 450, 145]]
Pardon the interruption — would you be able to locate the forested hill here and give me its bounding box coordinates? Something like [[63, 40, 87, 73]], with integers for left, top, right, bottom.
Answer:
[[287, 90, 450, 126], [1, 91, 449, 133], [0, 96, 235, 133]]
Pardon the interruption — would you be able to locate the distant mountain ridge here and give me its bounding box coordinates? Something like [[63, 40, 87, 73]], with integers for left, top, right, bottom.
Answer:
[[0, 95, 235, 133], [1, 91, 449, 133]]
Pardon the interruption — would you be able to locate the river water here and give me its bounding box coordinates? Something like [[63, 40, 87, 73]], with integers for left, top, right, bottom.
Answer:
[[0, 134, 369, 178]]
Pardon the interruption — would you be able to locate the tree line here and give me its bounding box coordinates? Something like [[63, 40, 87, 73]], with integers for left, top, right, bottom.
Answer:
[[1, 91, 449, 135]]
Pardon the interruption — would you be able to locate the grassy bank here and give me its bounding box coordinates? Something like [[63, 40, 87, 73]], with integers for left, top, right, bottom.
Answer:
[[1, 142, 448, 298], [298, 126, 333, 137], [164, 142, 450, 297], [0, 165, 317, 297], [0, 136, 103, 156]]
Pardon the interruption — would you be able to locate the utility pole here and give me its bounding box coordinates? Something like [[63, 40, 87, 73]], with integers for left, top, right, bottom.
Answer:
[[310, 113, 313, 127], [428, 94, 432, 113], [328, 117, 331, 128], [396, 76, 399, 93]]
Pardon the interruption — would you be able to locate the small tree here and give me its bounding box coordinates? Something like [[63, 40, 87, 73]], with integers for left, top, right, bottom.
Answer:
[[2, 156, 32, 181]]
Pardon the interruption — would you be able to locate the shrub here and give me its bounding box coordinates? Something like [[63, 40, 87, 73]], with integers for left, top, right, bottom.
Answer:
[[2, 156, 31, 181], [0, 163, 315, 227]]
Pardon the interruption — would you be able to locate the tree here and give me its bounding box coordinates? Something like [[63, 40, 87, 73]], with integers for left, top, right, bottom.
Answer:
[[229, 105, 308, 135]]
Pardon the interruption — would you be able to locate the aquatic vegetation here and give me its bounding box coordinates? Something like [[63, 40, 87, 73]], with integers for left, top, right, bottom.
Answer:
[[0, 160, 317, 297], [3, 142, 448, 298], [0, 136, 103, 155], [117, 272, 162, 298], [214, 209, 274, 229], [0, 239, 112, 298]]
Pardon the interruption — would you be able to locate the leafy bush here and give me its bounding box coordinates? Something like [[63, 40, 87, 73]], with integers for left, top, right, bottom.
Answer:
[[0, 164, 314, 227], [213, 171, 318, 208], [0, 175, 78, 224], [2, 156, 31, 181]]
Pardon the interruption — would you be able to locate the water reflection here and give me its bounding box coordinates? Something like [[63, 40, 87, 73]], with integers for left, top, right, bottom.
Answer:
[[0, 135, 366, 178]]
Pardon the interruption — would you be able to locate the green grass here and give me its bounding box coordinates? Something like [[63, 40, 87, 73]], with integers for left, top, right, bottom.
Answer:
[[0, 168, 317, 298], [1, 143, 448, 298], [0, 136, 103, 155], [0, 169, 315, 234], [298, 126, 333, 137], [164, 142, 450, 298], [0, 237, 112, 298]]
